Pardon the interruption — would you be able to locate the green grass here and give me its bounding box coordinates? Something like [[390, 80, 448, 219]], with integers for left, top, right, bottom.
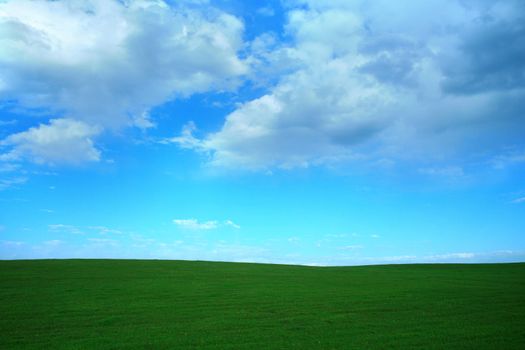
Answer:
[[1, 260, 524, 349]]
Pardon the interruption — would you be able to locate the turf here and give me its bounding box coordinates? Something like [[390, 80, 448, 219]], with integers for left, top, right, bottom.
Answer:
[[0, 260, 524, 349]]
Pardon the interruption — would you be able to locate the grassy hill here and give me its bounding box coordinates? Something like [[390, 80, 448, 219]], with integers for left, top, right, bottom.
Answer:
[[1, 260, 524, 349]]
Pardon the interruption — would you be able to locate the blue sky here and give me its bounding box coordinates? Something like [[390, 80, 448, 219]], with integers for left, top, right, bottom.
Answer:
[[0, 0, 524, 265]]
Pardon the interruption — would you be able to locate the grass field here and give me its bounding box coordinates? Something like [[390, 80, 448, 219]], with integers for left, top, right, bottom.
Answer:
[[1, 260, 524, 349]]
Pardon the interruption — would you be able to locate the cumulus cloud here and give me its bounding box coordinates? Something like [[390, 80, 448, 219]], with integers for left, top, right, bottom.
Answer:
[[440, 1, 525, 94], [176, 0, 525, 170], [1, 119, 101, 165], [2, 0, 523, 173], [0, 0, 247, 164]]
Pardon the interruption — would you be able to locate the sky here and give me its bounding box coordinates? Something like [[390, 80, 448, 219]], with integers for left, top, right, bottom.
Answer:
[[0, 0, 524, 265]]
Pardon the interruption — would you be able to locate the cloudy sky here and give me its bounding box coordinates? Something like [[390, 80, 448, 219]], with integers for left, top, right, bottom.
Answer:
[[1, 0, 524, 265]]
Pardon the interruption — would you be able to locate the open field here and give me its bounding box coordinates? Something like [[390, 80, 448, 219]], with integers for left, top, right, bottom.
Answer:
[[1, 260, 524, 349]]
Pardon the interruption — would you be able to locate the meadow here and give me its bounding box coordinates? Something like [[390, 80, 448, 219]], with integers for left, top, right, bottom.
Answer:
[[1, 260, 524, 349]]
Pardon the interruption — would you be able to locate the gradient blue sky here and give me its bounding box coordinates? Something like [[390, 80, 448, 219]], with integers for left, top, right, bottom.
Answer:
[[1, 0, 524, 265]]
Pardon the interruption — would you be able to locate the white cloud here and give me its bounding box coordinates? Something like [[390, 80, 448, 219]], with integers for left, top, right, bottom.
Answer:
[[163, 121, 206, 151], [1, 240, 25, 246], [173, 218, 218, 230], [130, 234, 156, 248], [492, 151, 525, 169], [418, 166, 465, 178], [339, 245, 363, 250], [87, 238, 118, 246], [0, 0, 247, 127], [1, 119, 101, 165], [44, 240, 63, 246], [224, 219, 240, 229], [88, 226, 123, 235], [132, 112, 156, 130], [48, 224, 83, 235], [0, 163, 19, 172], [175, 0, 525, 171], [256, 6, 275, 17], [326, 233, 349, 238], [172, 218, 239, 230], [0, 176, 27, 190], [347, 252, 466, 264], [370, 234, 380, 239], [355, 251, 481, 264], [0, 120, 17, 127], [202, 63, 393, 169], [512, 197, 525, 204], [425, 252, 475, 260], [367, 255, 418, 263], [0, 0, 247, 164]]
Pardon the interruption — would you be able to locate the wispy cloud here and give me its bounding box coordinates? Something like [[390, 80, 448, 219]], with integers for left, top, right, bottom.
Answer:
[[492, 151, 525, 169], [162, 122, 206, 152], [512, 197, 525, 204], [0, 120, 17, 127], [425, 252, 475, 260], [354, 251, 508, 264], [325, 233, 351, 239], [1, 240, 25, 247], [256, 6, 275, 17], [130, 234, 156, 248], [44, 240, 63, 246], [224, 220, 241, 229], [418, 166, 465, 178], [0, 163, 20, 172], [48, 224, 83, 235], [172, 218, 241, 230], [0, 177, 27, 190], [87, 238, 118, 246], [339, 245, 363, 251], [88, 226, 122, 235], [173, 219, 219, 230]]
